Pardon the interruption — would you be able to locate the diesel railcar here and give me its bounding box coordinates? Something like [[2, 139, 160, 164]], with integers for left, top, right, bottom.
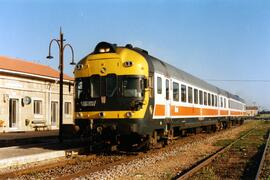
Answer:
[[74, 42, 246, 149]]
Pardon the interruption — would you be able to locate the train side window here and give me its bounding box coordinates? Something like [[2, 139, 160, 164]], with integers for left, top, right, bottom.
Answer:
[[220, 97, 223, 107], [211, 94, 214, 106], [207, 93, 211, 106], [215, 95, 217, 107], [194, 89, 198, 104], [173, 82, 179, 101], [166, 79, 169, 100], [199, 90, 203, 105], [204, 92, 207, 105], [181, 85, 186, 102], [224, 98, 226, 108], [157, 77, 162, 94], [188, 87, 193, 103]]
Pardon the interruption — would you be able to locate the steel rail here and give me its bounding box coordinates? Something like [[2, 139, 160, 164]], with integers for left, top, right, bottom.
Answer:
[[255, 129, 270, 180], [174, 128, 256, 180]]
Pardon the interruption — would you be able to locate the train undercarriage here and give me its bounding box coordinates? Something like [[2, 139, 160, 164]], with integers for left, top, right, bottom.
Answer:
[[75, 117, 245, 152]]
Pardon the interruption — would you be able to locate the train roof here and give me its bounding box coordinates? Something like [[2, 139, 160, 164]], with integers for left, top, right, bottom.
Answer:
[[85, 42, 245, 103], [132, 47, 245, 103]]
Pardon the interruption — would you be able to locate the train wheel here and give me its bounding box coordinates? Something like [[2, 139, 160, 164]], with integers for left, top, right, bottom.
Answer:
[[227, 121, 232, 129], [212, 125, 217, 132], [181, 129, 187, 137], [164, 129, 174, 146], [149, 131, 158, 148], [240, 119, 244, 125], [205, 126, 212, 133], [215, 121, 222, 131]]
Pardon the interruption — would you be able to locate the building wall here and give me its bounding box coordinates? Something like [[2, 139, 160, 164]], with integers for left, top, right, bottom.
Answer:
[[0, 74, 74, 132], [246, 110, 259, 117]]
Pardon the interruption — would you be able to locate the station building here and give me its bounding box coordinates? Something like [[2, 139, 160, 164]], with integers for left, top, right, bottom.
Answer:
[[246, 106, 259, 117], [0, 56, 74, 132]]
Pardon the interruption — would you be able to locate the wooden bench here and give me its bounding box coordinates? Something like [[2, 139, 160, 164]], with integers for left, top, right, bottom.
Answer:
[[31, 120, 48, 131]]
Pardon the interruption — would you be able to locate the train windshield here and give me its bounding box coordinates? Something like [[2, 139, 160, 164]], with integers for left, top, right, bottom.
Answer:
[[76, 74, 118, 99], [76, 75, 145, 99], [122, 77, 144, 98]]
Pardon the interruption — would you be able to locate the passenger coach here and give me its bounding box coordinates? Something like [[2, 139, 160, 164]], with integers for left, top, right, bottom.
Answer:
[[74, 42, 246, 149]]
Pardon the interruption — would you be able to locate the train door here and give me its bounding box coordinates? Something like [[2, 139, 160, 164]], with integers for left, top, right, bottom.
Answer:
[[165, 78, 171, 118], [153, 74, 166, 118]]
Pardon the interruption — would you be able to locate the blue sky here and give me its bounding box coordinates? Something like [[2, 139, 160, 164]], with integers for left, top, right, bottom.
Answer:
[[0, 0, 270, 109]]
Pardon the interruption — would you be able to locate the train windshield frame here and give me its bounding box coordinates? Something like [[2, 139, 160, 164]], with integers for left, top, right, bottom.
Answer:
[[75, 74, 145, 100]]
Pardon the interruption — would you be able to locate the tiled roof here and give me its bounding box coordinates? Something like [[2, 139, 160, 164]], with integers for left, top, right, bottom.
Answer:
[[0, 56, 73, 81], [246, 106, 259, 110]]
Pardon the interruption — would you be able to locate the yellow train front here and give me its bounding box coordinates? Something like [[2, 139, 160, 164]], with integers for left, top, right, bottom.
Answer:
[[74, 42, 152, 149]]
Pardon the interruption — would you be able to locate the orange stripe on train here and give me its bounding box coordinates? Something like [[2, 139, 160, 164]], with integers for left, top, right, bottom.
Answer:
[[171, 106, 201, 116], [155, 104, 244, 117], [220, 110, 229, 115], [171, 106, 218, 116], [202, 108, 218, 116], [154, 104, 165, 116], [230, 111, 242, 116]]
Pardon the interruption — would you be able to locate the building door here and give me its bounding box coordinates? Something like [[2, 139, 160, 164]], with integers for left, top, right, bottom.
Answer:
[[9, 99, 19, 128], [51, 101, 58, 127]]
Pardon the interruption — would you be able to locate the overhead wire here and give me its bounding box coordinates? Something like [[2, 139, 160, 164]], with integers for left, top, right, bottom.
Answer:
[[204, 79, 270, 82]]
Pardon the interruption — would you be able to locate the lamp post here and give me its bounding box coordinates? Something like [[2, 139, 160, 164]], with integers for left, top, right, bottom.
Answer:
[[47, 28, 76, 143]]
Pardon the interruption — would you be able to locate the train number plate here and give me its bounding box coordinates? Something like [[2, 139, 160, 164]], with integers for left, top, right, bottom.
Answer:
[[81, 101, 96, 107]]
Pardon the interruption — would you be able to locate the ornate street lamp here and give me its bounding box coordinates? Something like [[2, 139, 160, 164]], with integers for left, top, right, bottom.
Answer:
[[47, 28, 76, 143]]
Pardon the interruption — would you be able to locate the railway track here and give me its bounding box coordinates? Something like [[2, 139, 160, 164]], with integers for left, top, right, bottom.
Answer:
[[0, 121, 254, 179], [0, 130, 218, 179], [57, 152, 140, 180], [174, 128, 256, 180], [255, 130, 270, 180]]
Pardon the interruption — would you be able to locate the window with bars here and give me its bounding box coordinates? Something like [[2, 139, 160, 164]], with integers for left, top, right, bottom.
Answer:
[[64, 102, 71, 115], [34, 100, 42, 115]]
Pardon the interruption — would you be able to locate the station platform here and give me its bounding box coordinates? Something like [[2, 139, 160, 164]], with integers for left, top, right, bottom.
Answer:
[[0, 140, 85, 169], [0, 130, 86, 169], [0, 130, 58, 147]]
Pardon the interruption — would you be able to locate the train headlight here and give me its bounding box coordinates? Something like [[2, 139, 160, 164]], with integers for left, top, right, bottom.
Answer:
[[123, 61, 133, 67], [77, 112, 83, 118], [94, 42, 116, 54], [76, 64, 83, 70], [99, 112, 105, 118], [126, 112, 132, 118], [99, 48, 111, 53]]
